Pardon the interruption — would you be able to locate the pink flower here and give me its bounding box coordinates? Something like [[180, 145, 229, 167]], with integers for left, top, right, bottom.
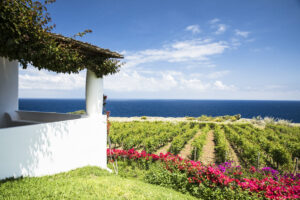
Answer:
[[106, 148, 299, 199]]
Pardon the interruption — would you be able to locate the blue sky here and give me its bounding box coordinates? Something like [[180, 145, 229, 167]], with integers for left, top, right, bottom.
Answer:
[[19, 0, 300, 100]]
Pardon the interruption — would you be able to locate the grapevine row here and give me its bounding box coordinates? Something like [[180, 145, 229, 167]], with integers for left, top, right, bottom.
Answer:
[[214, 125, 230, 163], [168, 123, 200, 155], [190, 124, 210, 160]]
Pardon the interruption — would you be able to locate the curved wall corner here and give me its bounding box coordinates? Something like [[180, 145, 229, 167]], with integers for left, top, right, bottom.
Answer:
[[0, 116, 108, 179], [0, 57, 18, 128]]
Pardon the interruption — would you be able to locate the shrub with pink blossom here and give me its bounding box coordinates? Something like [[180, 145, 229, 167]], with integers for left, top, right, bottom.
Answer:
[[107, 148, 300, 199]]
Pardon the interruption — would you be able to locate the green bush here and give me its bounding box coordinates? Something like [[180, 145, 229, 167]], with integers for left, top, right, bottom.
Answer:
[[145, 164, 190, 194], [144, 163, 261, 200], [0, 0, 122, 78], [234, 114, 242, 120], [271, 146, 291, 168], [185, 116, 196, 120], [197, 115, 212, 121], [197, 115, 242, 122]]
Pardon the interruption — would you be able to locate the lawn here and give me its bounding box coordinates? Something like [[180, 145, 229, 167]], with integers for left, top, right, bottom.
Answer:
[[0, 166, 198, 200]]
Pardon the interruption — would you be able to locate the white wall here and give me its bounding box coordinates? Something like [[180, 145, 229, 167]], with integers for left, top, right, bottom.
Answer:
[[5, 111, 85, 128], [15, 110, 83, 122], [0, 115, 107, 180], [0, 57, 18, 128]]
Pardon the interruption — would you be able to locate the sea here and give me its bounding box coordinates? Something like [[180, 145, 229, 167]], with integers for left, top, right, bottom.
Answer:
[[19, 99, 300, 123]]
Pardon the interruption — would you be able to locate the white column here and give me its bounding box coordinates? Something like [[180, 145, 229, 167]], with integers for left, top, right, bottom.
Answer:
[[0, 57, 18, 128], [85, 69, 103, 116]]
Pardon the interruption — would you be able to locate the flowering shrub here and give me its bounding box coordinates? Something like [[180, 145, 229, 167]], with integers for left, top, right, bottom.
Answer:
[[107, 148, 300, 199]]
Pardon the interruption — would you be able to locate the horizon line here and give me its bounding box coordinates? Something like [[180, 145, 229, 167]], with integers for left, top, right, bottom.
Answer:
[[18, 98, 300, 101]]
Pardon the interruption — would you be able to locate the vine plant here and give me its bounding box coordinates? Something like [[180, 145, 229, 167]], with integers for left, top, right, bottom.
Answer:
[[0, 0, 122, 77]]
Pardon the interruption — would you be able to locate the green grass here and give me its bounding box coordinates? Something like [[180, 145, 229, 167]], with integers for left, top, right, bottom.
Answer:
[[0, 166, 199, 200]]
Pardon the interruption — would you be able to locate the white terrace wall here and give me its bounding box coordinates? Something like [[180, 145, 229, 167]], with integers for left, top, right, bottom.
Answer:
[[0, 57, 18, 128], [0, 115, 107, 180]]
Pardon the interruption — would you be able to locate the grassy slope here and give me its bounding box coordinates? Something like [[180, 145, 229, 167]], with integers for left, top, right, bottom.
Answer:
[[0, 166, 198, 200]]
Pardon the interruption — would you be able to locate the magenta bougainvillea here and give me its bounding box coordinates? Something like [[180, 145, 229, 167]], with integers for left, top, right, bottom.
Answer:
[[107, 148, 300, 199]]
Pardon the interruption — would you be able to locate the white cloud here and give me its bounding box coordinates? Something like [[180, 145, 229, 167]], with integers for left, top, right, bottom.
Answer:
[[213, 80, 236, 90], [185, 25, 201, 34], [215, 24, 227, 35], [104, 69, 235, 93], [209, 19, 229, 35], [124, 39, 229, 68], [235, 29, 250, 38], [104, 70, 178, 92], [207, 70, 230, 79], [264, 85, 285, 90], [19, 67, 85, 90], [209, 18, 220, 24]]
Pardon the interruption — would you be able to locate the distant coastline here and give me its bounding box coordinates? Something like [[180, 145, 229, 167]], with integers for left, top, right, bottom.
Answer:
[[19, 98, 300, 123]]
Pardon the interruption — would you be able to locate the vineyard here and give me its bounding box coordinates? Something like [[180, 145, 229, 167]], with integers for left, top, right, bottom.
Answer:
[[109, 121, 300, 171], [108, 120, 300, 199]]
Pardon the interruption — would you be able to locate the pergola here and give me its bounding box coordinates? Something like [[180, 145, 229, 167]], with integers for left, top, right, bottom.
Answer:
[[0, 34, 123, 179], [50, 33, 123, 117]]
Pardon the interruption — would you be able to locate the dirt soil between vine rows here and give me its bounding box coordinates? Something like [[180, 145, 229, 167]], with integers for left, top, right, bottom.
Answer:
[[178, 131, 203, 160], [199, 131, 215, 165]]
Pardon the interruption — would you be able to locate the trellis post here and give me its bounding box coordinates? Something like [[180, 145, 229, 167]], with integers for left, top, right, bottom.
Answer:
[[294, 157, 298, 175], [257, 152, 260, 169]]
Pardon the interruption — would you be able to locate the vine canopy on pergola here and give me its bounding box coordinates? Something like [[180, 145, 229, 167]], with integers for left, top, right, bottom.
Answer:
[[0, 0, 123, 78]]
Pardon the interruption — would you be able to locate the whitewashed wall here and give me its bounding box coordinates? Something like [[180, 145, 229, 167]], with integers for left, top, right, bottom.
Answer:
[[0, 115, 107, 180], [0, 57, 18, 128]]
